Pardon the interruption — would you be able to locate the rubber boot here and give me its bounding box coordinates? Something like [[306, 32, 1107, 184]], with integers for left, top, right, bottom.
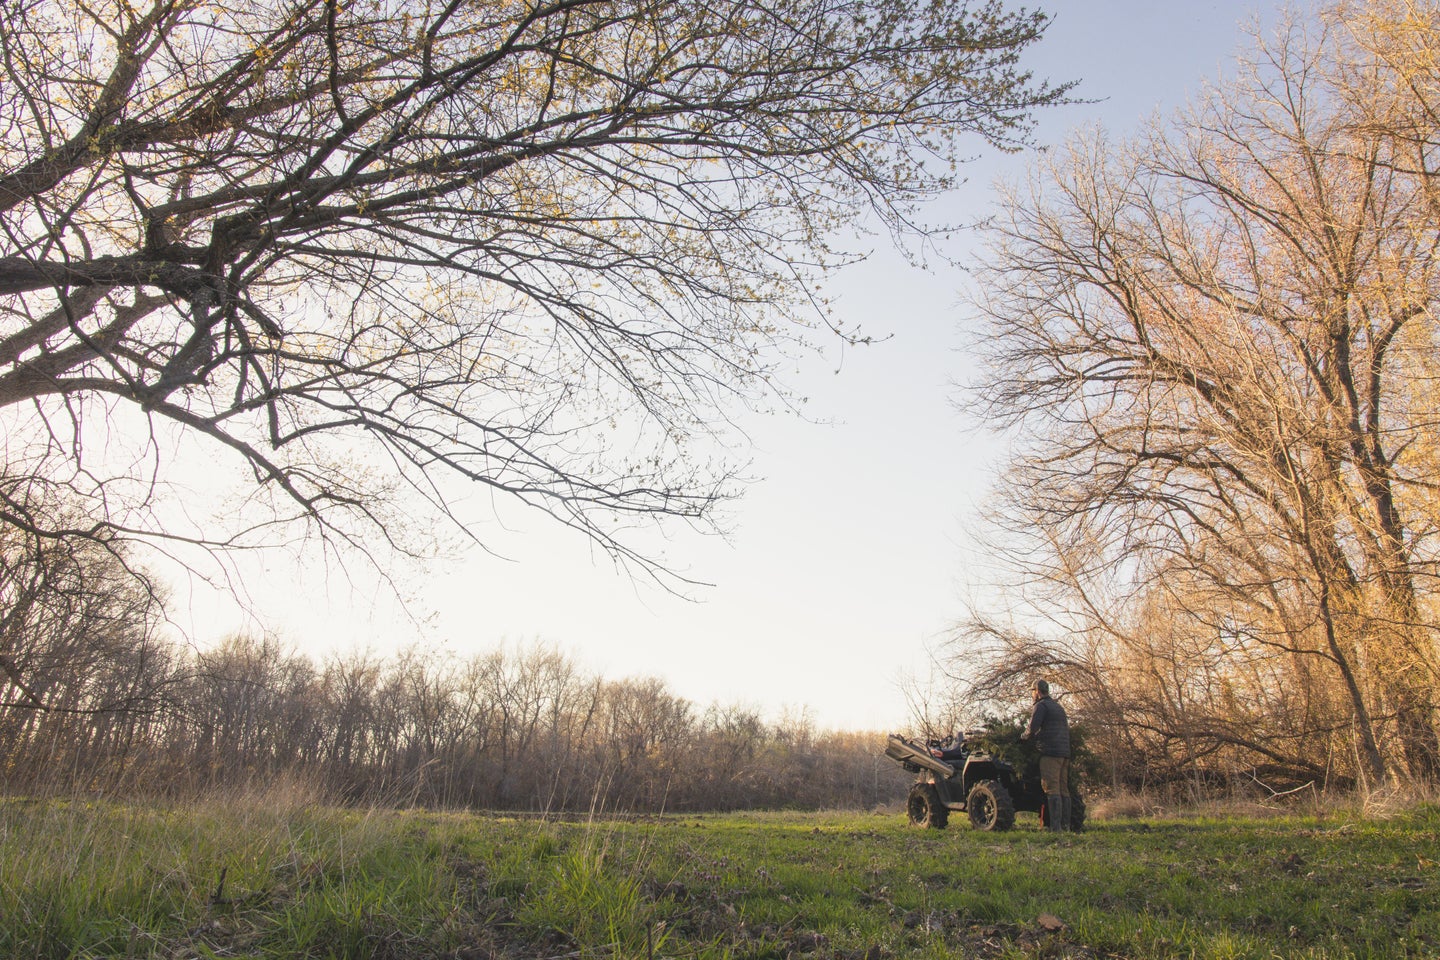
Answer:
[[1046, 794, 1064, 832], [1060, 795, 1072, 832]]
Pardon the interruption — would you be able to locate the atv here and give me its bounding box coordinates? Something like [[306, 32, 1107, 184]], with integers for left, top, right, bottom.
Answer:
[[884, 733, 1085, 832]]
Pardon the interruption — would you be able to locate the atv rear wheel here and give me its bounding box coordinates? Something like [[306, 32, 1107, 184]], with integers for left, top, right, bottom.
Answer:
[[907, 782, 948, 829], [966, 780, 1015, 831]]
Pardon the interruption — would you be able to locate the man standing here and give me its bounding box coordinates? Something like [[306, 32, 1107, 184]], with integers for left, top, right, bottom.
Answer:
[[1020, 679, 1071, 832]]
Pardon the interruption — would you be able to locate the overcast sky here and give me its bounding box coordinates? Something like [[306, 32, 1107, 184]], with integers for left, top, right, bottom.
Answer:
[[170, 0, 1280, 732]]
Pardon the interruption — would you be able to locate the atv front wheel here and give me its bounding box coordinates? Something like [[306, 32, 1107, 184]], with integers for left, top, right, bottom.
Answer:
[[966, 780, 1015, 831], [907, 782, 949, 829]]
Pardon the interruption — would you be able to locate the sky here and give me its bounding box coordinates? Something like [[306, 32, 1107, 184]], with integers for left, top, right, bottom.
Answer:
[[170, 0, 1280, 733]]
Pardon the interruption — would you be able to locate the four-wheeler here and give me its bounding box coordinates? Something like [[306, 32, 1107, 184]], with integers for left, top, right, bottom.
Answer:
[[884, 733, 1085, 832]]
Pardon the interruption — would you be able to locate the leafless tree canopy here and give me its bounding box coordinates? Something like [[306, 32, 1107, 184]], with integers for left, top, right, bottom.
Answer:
[[0, 0, 1064, 580], [958, 3, 1440, 791]]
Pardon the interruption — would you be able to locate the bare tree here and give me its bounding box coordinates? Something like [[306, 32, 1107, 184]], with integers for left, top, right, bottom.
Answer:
[[0, 488, 168, 716], [0, 0, 1067, 591], [962, 8, 1440, 787]]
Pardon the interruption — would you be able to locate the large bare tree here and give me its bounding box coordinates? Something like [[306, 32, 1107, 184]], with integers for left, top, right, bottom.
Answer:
[[0, 0, 1064, 591], [963, 7, 1440, 787]]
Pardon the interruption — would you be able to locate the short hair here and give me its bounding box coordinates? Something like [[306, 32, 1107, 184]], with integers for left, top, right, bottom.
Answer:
[[1033, 679, 1050, 695]]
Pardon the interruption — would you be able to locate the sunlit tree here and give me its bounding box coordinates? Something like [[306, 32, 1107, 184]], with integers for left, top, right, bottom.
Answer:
[[963, 7, 1440, 787]]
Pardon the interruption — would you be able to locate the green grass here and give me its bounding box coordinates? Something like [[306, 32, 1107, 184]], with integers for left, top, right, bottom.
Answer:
[[2, 794, 1438, 959]]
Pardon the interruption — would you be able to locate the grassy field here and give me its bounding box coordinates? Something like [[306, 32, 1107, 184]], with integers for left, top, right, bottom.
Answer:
[[2, 789, 1437, 959]]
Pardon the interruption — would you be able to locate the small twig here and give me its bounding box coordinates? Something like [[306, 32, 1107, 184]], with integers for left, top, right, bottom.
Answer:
[[1247, 769, 1315, 802], [210, 865, 228, 904]]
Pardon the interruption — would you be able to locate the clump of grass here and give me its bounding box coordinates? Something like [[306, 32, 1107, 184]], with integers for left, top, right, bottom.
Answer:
[[1359, 780, 1440, 820], [518, 833, 668, 958], [1090, 789, 1163, 820]]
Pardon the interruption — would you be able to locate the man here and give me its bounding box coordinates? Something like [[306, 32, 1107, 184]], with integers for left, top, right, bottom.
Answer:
[[1020, 678, 1071, 832]]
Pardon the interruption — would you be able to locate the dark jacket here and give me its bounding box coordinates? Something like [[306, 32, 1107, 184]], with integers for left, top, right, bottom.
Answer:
[[1026, 696, 1071, 758]]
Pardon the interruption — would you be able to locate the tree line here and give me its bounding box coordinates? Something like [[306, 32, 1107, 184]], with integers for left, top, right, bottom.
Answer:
[[0, 583, 895, 811]]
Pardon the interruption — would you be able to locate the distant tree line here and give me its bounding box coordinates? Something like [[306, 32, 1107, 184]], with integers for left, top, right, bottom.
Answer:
[[0, 554, 897, 810]]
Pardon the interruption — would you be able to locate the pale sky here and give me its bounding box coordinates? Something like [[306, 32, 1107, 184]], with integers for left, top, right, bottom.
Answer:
[[169, 1, 1279, 732]]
